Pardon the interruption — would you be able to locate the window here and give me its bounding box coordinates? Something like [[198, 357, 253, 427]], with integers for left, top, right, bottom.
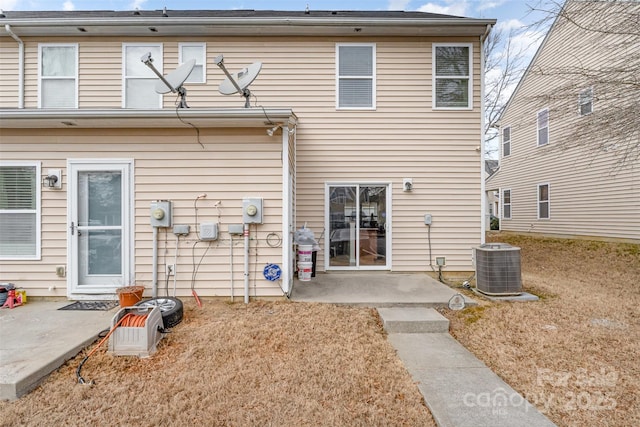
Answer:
[[0, 162, 41, 260], [123, 43, 163, 108], [502, 126, 511, 157], [433, 44, 472, 109], [39, 44, 78, 108], [179, 43, 206, 84], [502, 189, 512, 219], [538, 183, 550, 220], [537, 108, 549, 146], [336, 43, 375, 109], [579, 87, 593, 116]]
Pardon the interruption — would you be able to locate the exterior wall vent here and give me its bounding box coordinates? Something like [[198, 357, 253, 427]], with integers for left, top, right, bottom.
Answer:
[[474, 243, 522, 296]]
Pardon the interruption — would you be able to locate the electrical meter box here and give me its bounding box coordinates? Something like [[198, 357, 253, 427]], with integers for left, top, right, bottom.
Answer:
[[150, 201, 172, 228], [242, 197, 263, 224]]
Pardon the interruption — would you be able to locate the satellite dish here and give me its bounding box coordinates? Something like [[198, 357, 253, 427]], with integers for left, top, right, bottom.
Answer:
[[141, 53, 195, 108], [155, 59, 196, 94], [214, 54, 262, 108]]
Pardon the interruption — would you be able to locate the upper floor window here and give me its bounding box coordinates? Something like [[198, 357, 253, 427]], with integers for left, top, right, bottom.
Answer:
[[39, 44, 78, 108], [502, 126, 511, 157], [537, 108, 549, 146], [502, 189, 512, 219], [123, 43, 162, 109], [179, 43, 206, 84], [336, 43, 375, 109], [433, 44, 472, 109], [579, 87, 593, 116], [0, 162, 41, 260], [538, 183, 550, 220]]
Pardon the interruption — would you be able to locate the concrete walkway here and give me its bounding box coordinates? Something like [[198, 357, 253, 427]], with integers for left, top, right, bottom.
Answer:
[[378, 307, 556, 427], [0, 301, 115, 400]]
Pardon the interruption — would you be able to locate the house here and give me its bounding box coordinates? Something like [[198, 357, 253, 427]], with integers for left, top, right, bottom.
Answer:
[[0, 9, 495, 301], [487, 0, 640, 242]]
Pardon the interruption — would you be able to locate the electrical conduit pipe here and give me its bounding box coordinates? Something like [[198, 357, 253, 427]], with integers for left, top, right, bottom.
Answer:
[[244, 223, 250, 304]]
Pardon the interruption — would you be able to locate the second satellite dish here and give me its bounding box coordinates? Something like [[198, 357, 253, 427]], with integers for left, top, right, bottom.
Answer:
[[215, 54, 262, 108]]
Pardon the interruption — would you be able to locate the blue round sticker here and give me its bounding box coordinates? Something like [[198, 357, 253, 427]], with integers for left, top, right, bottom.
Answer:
[[263, 263, 282, 282]]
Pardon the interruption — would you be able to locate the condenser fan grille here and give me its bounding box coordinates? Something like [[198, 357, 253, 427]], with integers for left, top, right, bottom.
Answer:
[[475, 243, 522, 296]]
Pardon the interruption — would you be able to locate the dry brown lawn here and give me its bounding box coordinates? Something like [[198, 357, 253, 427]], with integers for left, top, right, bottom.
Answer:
[[1, 233, 638, 426], [444, 232, 640, 427], [0, 302, 434, 426]]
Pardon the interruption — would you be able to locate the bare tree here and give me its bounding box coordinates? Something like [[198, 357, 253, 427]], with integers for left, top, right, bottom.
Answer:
[[524, 0, 640, 169]]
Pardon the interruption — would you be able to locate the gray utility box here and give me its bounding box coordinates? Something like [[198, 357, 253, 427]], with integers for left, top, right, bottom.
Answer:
[[108, 306, 164, 358], [475, 243, 522, 296]]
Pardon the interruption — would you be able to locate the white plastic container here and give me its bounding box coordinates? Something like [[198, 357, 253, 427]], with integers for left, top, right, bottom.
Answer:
[[108, 306, 163, 358], [297, 244, 313, 263], [297, 262, 313, 281]]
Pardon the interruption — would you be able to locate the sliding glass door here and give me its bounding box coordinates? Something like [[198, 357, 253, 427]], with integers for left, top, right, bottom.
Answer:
[[326, 184, 389, 269]]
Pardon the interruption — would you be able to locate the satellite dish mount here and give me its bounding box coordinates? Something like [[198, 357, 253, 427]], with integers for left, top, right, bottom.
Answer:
[[215, 54, 262, 108], [141, 52, 195, 108]]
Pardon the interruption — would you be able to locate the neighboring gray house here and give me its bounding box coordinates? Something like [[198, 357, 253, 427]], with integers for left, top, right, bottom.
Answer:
[[487, 0, 639, 242]]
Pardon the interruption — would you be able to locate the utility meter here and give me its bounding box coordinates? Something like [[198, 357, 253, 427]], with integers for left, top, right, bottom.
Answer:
[[150, 201, 172, 227], [242, 197, 263, 224]]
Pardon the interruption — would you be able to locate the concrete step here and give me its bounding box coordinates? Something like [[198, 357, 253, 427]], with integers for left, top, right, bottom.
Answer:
[[377, 307, 449, 333]]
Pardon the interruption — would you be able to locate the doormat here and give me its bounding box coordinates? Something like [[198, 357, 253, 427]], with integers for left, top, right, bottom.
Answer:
[[58, 301, 119, 311]]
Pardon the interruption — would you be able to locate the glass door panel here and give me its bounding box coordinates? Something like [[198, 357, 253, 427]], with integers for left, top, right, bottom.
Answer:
[[328, 184, 388, 269], [358, 186, 386, 266]]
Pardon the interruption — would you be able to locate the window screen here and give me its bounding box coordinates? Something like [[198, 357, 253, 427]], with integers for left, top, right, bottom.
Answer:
[[40, 45, 77, 108], [579, 88, 593, 116], [537, 108, 549, 146], [180, 43, 206, 83], [503, 189, 512, 219], [434, 45, 471, 108], [538, 184, 550, 219], [502, 126, 511, 157], [0, 164, 39, 259], [123, 44, 162, 108], [337, 44, 375, 108]]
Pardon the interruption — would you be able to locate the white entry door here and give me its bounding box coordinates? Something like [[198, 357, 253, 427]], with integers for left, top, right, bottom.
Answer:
[[68, 160, 133, 298]]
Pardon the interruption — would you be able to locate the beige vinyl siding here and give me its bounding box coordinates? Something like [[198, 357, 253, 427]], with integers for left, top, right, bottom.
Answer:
[[0, 40, 19, 108], [0, 127, 284, 297], [491, 1, 640, 241], [2, 34, 484, 282]]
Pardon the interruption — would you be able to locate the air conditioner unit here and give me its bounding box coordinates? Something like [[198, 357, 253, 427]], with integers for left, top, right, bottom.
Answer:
[[474, 243, 522, 296]]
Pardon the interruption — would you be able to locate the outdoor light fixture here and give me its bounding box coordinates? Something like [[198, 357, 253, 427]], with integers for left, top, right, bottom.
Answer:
[[43, 169, 62, 189], [266, 125, 281, 137]]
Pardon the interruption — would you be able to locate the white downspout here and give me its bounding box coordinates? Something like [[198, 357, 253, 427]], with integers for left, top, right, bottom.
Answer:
[[5, 25, 24, 109], [243, 223, 250, 304], [480, 24, 492, 245]]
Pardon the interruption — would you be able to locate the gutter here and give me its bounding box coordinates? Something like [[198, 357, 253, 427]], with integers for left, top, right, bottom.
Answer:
[[4, 25, 24, 109]]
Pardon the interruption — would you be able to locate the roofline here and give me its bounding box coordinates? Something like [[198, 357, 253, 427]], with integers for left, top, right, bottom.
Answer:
[[0, 108, 298, 129], [0, 13, 496, 37]]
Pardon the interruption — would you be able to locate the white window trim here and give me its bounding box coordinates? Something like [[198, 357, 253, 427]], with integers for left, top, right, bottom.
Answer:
[[537, 107, 549, 147], [335, 43, 376, 110], [432, 42, 473, 110], [0, 161, 41, 260], [178, 42, 206, 84], [502, 188, 512, 220], [579, 87, 593, 116], [537, 183, 550, 220], [122, 43, 163, 109], [38, 43, 79, 109], [502, 125, 511, 158]]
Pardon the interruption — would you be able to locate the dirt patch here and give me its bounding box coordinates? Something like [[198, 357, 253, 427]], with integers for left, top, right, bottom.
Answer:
[[444, 233, 640, 427], [0, 302, 434, 426]]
